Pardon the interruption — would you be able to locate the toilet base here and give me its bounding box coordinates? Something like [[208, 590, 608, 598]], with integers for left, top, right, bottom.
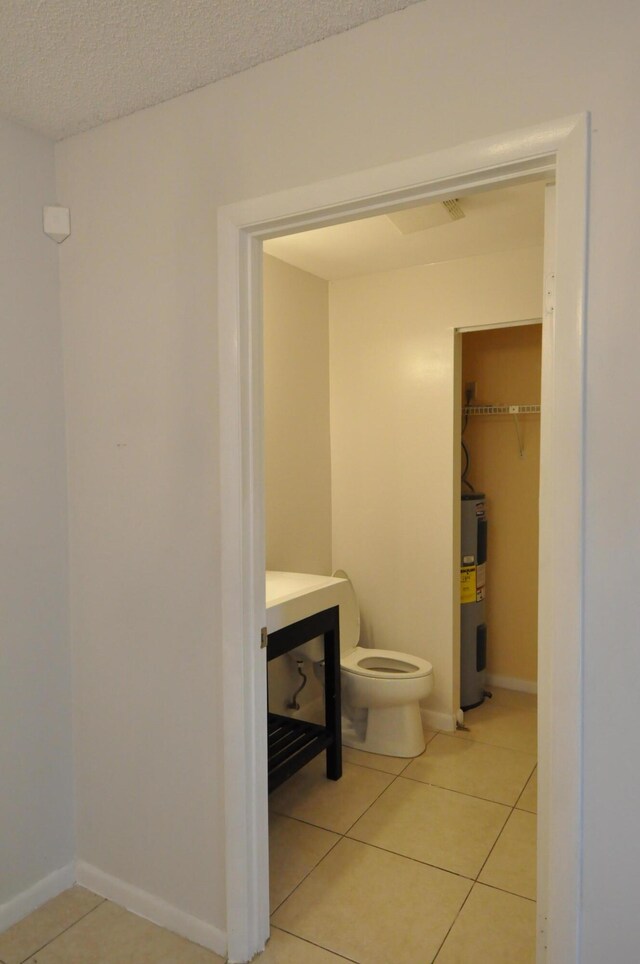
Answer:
[[343, 702, 426, 758]]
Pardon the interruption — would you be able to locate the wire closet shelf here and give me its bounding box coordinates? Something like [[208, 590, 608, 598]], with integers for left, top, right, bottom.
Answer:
[[463, 404, 541, 416], [463, 404, 541, 458]]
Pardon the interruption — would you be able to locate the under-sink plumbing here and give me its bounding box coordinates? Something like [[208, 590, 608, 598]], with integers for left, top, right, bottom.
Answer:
[[287, 659, 307, 710]]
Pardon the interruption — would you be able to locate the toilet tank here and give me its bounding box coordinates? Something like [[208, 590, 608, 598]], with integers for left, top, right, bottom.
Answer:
[[332, 570, 360, 655]]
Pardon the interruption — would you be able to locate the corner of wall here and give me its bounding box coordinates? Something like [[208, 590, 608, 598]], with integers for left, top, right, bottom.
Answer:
[[75, 862, 227, 957]]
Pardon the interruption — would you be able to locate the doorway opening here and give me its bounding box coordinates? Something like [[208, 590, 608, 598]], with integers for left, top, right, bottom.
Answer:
[[217, 116, 586, 963], [261, 186, 544, 960]]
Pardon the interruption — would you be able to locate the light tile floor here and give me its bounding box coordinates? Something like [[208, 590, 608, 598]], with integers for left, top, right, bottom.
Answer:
[[270, 687, 538, 963], [0, 688, 536, 963]]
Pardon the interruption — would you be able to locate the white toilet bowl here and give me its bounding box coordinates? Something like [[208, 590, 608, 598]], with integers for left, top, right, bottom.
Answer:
[[296, 570, 434, 758], [340, 644, 433, 757]]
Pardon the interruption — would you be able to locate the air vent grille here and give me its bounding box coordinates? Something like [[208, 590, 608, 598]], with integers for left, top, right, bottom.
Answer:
[[443, 198, 465, 221]]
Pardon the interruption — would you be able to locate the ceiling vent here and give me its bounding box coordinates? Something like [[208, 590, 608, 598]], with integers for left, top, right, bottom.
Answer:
[[442, 198, 465, 221], [387, 198, 466, 234]]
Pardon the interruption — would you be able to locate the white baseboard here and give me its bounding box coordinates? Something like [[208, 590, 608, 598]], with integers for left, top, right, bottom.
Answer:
[[486, 674, 537, 695], [0, 862, 76, 932], [421, 707, 457, 732], [75, 861, 226, 958]]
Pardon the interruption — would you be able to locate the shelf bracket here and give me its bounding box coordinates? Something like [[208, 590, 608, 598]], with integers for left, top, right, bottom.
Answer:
[[509, 406, 525, 457]]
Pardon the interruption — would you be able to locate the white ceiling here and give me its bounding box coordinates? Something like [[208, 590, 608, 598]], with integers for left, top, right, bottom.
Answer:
[[0, 0, 420, 141], [263, 180, 547, 281]]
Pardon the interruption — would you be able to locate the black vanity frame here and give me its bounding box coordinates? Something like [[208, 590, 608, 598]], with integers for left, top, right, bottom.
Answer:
[[266, 605, 342, 793]]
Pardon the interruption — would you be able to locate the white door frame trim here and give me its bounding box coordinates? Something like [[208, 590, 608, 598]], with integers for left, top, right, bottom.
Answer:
[[218, 114, 588, 963]]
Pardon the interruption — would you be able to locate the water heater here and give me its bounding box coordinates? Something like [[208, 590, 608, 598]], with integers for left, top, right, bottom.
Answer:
[[460, 493, 488, 710]]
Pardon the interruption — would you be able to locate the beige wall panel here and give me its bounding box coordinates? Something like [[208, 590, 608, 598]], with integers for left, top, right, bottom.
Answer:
[[263, 254, 331, 716], [329, 247, 543, 717], [263, 254, 332, 574]]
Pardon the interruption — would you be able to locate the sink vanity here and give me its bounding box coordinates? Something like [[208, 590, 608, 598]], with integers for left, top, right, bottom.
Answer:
[[265, 571, 343, 792]]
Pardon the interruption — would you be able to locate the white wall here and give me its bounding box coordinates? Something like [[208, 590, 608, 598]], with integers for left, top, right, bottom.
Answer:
[[263, 254, 331, 718], [54, 1, 640, 956], [329, 248, 542, 723], [0, 117, 74, 924], [55, 116, 226, 933], [264, 254, 331, 575]]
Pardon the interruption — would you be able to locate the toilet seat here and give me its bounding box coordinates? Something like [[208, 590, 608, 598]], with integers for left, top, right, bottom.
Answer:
[[341, 647, 433, 681]]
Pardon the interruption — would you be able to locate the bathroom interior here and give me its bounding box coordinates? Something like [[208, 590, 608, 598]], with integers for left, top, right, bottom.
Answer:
[[261, 182, 543, 960]]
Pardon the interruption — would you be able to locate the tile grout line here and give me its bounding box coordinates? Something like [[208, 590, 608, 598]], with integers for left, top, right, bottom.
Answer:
[[430, 879, 476, 963], [344, 759, 411, 777], [340, 835, 479, 884], [450, 731, 537, 752], [268, 830, 343, 917], [17, 897, 107, 964], [512, 763, 537, 812], [474, 793, 519, 885], [342, 733, 437, 779], [268, 807, 334, 833], [397, 771, 526, 808], [433, 728, 538, 757], [270, 924, 359, 963], [476, 880, 537, 904], [342, 768, 405, 837]]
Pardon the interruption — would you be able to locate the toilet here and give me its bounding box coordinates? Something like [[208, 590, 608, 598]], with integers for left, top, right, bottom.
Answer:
[[294, 570, 433, 758]]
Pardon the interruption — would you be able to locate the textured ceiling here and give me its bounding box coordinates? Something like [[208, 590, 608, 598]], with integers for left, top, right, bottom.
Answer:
[[0, 0, 420, 140]]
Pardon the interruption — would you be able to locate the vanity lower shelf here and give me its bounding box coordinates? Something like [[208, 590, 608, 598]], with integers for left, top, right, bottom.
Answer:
[[266, 605, 342, 793], [267, 714, 333, 792]]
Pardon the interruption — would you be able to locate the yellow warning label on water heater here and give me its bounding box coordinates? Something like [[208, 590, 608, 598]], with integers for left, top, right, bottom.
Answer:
[[460, 566, 476, 604]]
